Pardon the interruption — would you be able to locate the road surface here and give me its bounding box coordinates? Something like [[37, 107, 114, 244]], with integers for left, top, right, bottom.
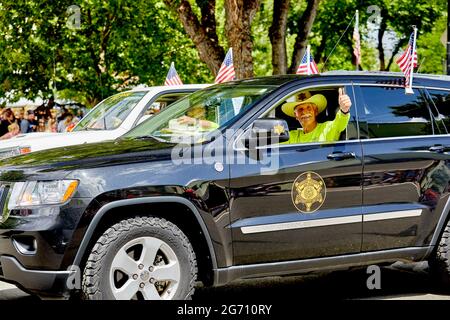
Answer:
[[0, 262, 448, 300]]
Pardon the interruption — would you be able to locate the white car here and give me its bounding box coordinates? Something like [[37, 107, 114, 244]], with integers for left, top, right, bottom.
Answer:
[[0, 85, 208, 159]]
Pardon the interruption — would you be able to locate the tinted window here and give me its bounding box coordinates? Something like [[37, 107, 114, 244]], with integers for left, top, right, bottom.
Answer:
[[426, 89, 450, 134], [359, 86, 432, 138]]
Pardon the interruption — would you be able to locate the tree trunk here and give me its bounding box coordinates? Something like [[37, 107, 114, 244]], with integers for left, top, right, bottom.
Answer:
[[386, 38, 407, 71], [98, 17, 115, 74], [164, 0, 225, 76], [377, 9, 388, 71], [288, 0, 321, 74], [315, 35, 328, 63], [269, 0, 290, 75], [224, 0, 260, 80]]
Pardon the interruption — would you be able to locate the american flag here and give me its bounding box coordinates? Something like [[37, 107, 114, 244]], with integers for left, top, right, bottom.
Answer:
[[353, 11, 361, 67], [215, 48, 235, 84], [396, 32, 418, 87], [296, 47, 319, 75], [164, 62, 183, 86]]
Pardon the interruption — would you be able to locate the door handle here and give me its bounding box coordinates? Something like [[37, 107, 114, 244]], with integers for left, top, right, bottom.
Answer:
[[327, 152, 356, 161], [429, 145, 445, 153]]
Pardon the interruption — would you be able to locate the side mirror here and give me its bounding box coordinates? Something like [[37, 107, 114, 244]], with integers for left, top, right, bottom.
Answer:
[[244, 118, 290, 148]]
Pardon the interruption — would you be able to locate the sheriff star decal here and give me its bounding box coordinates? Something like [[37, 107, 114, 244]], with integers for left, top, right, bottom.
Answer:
[[292, 171, 326, 213], [273, 124, 285, 135]]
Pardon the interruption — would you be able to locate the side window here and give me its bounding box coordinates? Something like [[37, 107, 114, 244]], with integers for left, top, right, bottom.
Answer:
[[136, 93, 189, 125], [261, 86, 357, 144], [426, 89, 450, 134], [358, 86, 433, 139]]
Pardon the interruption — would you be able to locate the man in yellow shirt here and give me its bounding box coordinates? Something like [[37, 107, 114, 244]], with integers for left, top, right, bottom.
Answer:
[[281, 88, 352, 144]]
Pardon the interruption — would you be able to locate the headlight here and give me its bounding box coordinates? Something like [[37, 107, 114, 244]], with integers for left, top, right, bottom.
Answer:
[[7, 180, 79, 209]]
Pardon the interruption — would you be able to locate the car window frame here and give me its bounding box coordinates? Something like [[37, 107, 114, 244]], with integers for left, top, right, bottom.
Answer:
[[130, 89, 201, 129], [423, 87, 450, 135], [353, 83, 437, 140], [232, 81, 360, 151]]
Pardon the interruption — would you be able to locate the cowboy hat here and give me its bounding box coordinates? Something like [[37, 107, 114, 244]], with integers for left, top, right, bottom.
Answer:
[[281, 94, 327, 118]]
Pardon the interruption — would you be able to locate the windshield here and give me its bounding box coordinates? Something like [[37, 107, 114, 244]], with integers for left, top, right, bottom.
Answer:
[[73, 91, 147, 131], [124, 84, 276, 143]]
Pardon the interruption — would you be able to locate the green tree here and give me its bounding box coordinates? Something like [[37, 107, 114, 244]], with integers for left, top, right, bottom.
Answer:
[[0, 0, 211, 106]]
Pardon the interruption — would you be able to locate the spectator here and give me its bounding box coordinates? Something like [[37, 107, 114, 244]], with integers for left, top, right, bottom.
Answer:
[[35, 97, 56, 121], [36, 118, 47, 132], [57, 113, 73, 132], [47, 118, 58, 132], [66, 116, 80, 132], [57, 107, 70, 122], [50, 107, 59, 120], [0, 108, 16, 137], [14, 108, 24, 127], [20, 110, 37, 133], [0, 122, 20, 140]]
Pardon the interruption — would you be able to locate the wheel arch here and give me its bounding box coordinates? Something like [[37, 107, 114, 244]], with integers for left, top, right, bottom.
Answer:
[[426, 195, 450, 258], [72, 196, 218, 286]]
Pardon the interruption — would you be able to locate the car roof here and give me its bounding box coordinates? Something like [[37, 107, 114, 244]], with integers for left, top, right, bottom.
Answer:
[[218, 71, 450, 87], [127, 84, 210, 93], [322, 70, 450, 81], [119, 72, 449, 93]]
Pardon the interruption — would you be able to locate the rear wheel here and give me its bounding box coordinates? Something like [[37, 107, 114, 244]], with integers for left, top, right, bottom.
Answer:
[[82, 216, 197, 300], [429, 220, 450, 289]]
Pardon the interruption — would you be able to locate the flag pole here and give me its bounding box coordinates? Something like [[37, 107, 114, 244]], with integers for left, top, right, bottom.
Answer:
[[355, 10, 359, 71], [405, 26, 418, 95], [307, 45, 311, 75]]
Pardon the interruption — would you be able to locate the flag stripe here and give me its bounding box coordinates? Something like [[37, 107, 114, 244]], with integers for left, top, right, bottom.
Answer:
[[296, 50, 319, 75], [395, 32, 418, 88], [215, 66, 235, 83], [215, 48, 235, 84], [164, 63, 183, 86], [353, 16, 361, 65]]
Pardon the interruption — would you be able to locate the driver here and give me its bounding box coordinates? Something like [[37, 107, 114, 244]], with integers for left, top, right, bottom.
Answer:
[[281, 88, 352, 144], [175, 105, 218, 132]]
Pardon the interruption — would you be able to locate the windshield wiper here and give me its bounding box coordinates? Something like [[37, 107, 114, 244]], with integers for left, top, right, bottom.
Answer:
[[135, 134, 168, 143]]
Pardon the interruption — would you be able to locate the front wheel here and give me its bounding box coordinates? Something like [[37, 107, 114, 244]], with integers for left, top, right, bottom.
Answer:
[[82, 216, 197, 300]]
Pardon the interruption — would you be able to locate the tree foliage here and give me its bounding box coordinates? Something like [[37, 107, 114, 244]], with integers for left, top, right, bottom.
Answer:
[[0, 0, 211, 106], [0, 0, 447, 107]]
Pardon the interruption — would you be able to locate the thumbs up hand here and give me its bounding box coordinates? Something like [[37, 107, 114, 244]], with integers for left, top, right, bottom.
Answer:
[[338, 88, 352, 114]]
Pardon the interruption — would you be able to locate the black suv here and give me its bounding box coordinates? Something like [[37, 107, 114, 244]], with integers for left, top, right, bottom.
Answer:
[[0, 71, 450, 300]]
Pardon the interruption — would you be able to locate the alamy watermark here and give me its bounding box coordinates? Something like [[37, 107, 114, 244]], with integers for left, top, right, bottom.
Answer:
[[66, 265, 81, 290], [66, 5, 81, 30], [170, 129, 282, 175], [366, 265, 382, 290], [367, 5, 381, 25]]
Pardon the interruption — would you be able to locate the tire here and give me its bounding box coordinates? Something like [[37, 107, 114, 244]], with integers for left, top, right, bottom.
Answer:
[[429, 220, 450, 288], [82, 216, 197, 300]]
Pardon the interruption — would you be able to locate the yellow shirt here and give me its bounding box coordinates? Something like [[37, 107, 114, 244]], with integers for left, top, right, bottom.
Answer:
[[284, 111, 350, 144]]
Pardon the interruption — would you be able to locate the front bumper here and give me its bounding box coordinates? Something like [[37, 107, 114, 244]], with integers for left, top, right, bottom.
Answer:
[[0, 197, 92, 297], [0, 255, 73, 298]]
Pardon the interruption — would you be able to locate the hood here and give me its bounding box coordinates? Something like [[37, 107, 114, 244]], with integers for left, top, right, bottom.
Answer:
[[0, 137, 177, 180], [0, 130, 125, 153], [0, 132, 57, 147]]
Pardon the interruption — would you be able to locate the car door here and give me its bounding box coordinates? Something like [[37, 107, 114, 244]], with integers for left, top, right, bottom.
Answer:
[[228, 83, 364, 266], [356, 83, 450, 252]]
